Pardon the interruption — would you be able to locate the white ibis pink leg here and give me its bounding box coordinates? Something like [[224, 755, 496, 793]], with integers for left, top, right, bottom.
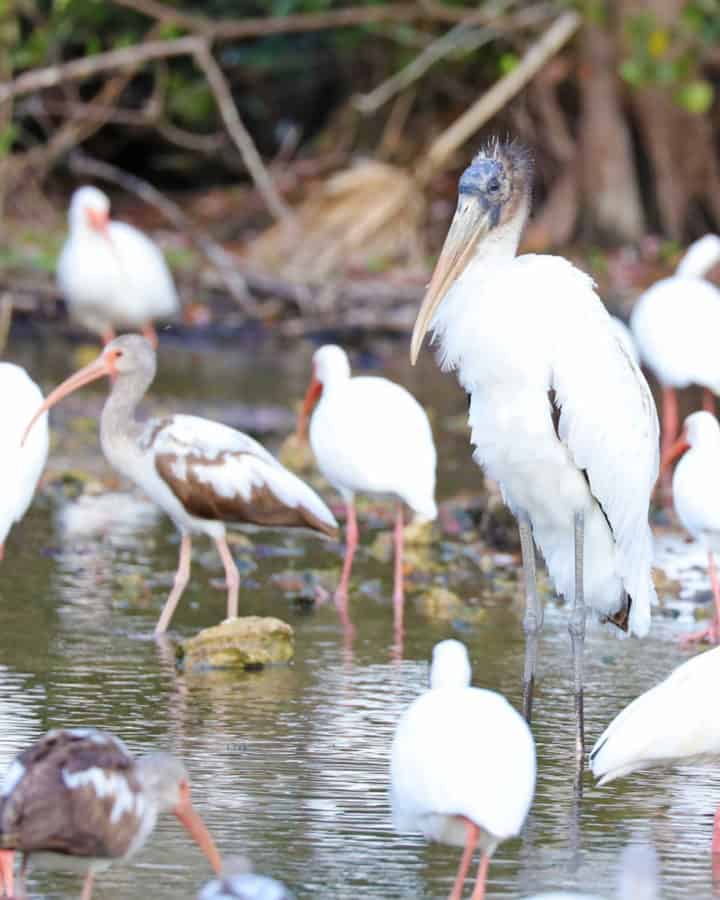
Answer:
[[335, 501, 358, 608], [155, 534, 192, 635], [471, 852, 489, 900], [449, 818, 479, 900], [142, 323, 159, 350], [713, 806, 720, 854], [704, 388, 716, 415], [0, 850, 13, 897], [80, 871, 95, 900], [393, 503, 405, 635], [101, 327, 116, 346], [0, 544, 4, 562], [680, 550, 720, 646], [215, 534, 240, 620], [660, 386, 679, 499]]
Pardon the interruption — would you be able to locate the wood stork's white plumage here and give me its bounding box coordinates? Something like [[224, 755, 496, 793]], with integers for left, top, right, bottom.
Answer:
[[22, 336, 338, 634], [297, 344, 436, 631], [520, 843, 659, 900], [58, 186, 179, 345], [391, 640, 535, 900], [630, 234, 720, 479], [409, 139, 659, 758], [590, 644, 720, 851], [0, 363, 48, 560], [664, 411, 720, 644], [609, 317, 639, 366]]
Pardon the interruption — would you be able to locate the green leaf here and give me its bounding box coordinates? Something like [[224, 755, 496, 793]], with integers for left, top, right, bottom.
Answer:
[[677, 79, 714, 114]]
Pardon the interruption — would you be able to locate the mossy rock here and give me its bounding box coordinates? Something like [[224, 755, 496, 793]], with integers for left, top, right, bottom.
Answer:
[[414, 587, 487, 623], [179, 616, 294, 671]]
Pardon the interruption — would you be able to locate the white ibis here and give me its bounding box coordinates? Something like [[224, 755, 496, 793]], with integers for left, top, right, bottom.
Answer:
[[297, 344, 437, 632], [0, 363, 48, 561], [630, 234, 720, 481], [391, 640, 535, 900], [58, 186, 180, 346], [520, 844, 660, 900], [199, 858, 294, 899], [22, 336, 338, 634], [409, 139, 659, 759], [663, 411, 720, 644], [590, 645, 720, 852], [0, 727, 221, 900]]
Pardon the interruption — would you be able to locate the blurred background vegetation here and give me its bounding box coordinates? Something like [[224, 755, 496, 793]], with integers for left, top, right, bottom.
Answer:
[[1, 0, 719, 285]]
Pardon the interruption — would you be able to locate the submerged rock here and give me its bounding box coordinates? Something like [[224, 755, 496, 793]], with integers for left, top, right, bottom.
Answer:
[[414, 587, 487, 623], [179, 616, 294, 671]]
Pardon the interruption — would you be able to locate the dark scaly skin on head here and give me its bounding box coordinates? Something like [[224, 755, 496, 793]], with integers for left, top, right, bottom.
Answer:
[[0, 730, 144, 859]]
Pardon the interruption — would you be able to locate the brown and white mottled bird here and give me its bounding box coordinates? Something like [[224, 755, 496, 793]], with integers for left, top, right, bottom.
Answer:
[[22, 336, 338, 634], [0, 727, 221, 900]]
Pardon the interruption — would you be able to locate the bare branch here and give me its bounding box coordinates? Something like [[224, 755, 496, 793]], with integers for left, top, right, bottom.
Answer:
[[192, 44, 294, 224], [420, 10, 581, 178], [0, 36, 202, 104]]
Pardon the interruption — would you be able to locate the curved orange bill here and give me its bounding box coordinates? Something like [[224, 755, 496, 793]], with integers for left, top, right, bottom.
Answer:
[[296, 374, 322, 441], [660, 432, 690, 477], [21, 353, 115, 447], [174, 796, 222, 875], [410, 195, 488, 365]]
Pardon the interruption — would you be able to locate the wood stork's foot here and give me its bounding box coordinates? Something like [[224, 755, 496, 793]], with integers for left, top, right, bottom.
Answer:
[[680, 623, 720, 647]]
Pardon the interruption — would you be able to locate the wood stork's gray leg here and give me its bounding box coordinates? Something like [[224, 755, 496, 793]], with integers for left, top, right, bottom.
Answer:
[[519, 510, 542, 723], [570, 511, 586, 766]]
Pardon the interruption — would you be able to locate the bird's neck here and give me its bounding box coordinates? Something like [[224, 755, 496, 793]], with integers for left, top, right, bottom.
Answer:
[[100, 373, 152, 451]]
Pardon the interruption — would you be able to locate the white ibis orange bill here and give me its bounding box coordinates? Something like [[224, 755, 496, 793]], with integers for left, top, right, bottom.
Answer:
[[297, 345, 436, 636], [630, 234, 720, 495], [198, 857, 295, 899], [391, 640, 536, 900], [408, 138, 659, 760], [58, 186, 180, 346], [0, 728, 221, 900], [590, 644, 720, 852], [662, 411, 720, 645], [0, 363, 49, 561], [23, 336, 338, 635]]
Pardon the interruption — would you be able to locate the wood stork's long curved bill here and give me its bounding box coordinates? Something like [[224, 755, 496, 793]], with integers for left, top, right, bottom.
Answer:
[[410, 196, 492, 365]]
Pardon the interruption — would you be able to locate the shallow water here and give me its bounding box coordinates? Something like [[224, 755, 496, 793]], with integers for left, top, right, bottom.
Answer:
[[0, 335, 717, 899]]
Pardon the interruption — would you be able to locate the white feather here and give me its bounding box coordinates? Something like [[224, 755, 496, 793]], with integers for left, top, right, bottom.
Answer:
[[58, 186, 179, 335], [671, 412, 720, 551], [431, 252, 658, 635], [590, 645, 720, 785], [0, 363, 49, 547], [309, 346, 437, 520], [391, 640, 535, 851]]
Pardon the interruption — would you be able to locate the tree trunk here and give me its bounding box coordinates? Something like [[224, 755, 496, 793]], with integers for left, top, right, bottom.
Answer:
[[577, 7, 645, 242]]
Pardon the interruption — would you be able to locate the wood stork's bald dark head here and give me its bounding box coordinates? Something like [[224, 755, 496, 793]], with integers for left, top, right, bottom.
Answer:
[[410, 140, 533, 364]]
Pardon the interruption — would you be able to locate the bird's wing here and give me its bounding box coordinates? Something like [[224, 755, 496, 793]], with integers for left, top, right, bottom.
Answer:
[[590, 646, 720, 783], [149, 415, 338, 535], [107, 221, 178, 315], [0, 728, 144, 857], [535, 256, 659, 636]]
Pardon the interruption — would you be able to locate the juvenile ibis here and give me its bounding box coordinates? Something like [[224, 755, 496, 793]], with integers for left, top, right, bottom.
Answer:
[[298, 344, 436, 631], [630, 234, 720, 480], [391, 640, 535, 900], [590, 645, 720, 852], [23, 336, 338, 634], [0, 727, 221, 900], [409, 139, 659, 760], [664, 411, 720, 644], [0, 363, 48, 561], [58, 186, 179, 346]]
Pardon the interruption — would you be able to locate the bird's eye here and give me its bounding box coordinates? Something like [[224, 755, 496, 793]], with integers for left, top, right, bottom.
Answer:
[[115, 350, 124, 359], [487, 178, 501, 194]]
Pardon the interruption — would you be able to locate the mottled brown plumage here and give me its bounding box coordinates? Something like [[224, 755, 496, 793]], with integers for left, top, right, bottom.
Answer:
[[155, 449, 337, 537]]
